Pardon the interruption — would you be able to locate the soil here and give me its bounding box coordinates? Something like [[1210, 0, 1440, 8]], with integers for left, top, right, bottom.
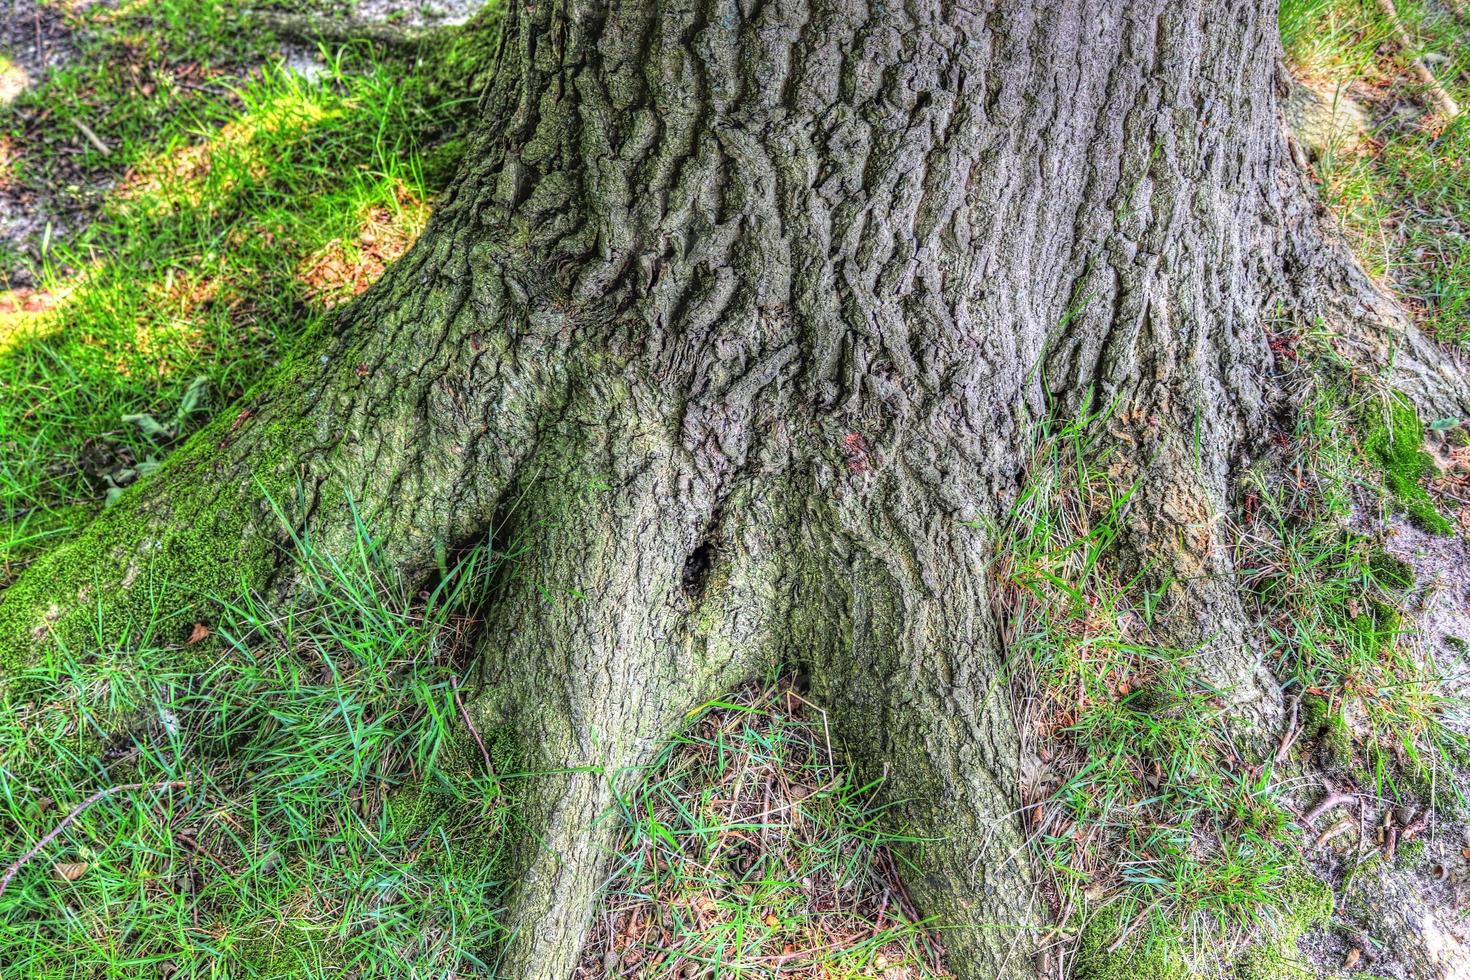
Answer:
[[0, 0, 490, 288], [0, 0, 83, 288]]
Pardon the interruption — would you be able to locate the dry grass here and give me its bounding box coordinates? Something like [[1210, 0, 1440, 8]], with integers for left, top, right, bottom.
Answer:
[[298, 185, 430, 307], [577, 680, 950, 980]]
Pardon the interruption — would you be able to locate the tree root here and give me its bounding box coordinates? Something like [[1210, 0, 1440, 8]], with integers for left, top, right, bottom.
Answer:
[[1305, 787, 1360, 827], [249, 10, 446, 50]]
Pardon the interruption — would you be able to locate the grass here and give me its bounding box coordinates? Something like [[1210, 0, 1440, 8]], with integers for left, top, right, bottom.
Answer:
[[1280, 0, 1470, 345], [0, 509, 509, 977], [579, 681, 948, 980], [991, 400, 1301, 972], [1, 0, 1467, 975], [1237, 336, 1469, 803], [0, 0, 476, 585]]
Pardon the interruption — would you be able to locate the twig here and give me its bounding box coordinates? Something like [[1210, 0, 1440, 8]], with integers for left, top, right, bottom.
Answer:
[[0, 780, 189, 900], [1315, 815, 1358, 849], [1375, 0, 1460, 119], [1275, 692, 1302, 763], [35, 8, 47, 75], [450, 675, 497, 780], [73, 119, 110, 156], [1384, 807, 1430, 863], [1304, 787, 1358, 826]]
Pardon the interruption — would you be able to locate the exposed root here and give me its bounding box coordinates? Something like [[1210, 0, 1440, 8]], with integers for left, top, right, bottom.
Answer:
[[1275, 692, 1303, 763], [1304, 787, 1360, 827], [1278, 102, 1470, 420], [249, 10, 445, 49], [796, 496, 1041, 978], [1315, 815, 1359, 850]]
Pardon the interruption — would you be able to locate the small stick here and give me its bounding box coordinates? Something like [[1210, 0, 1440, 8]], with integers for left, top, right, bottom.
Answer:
[[0, 780, 188, 900], [1375, 0, 1460, 119], [35, 9, 46, 75], [1386, 808, 1431, 862], [73, 119, 110, 156], [1304, 788, 1358, 826], [1275, 693, 1302, 763], [450, 675, 497, 780], [1316, 816, 1358, 849]]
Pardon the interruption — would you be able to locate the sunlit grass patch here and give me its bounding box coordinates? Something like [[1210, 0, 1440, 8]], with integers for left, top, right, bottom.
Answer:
[[1280, 0, 1470, 345], [118, 82, 338, 213], [0, 52, 432, 580], [0, 513, 508, 977], [580, 681, 948, 980]]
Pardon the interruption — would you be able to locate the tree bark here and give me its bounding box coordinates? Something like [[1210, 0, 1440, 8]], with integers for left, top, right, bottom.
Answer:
[[2, 2, 1465, 978]]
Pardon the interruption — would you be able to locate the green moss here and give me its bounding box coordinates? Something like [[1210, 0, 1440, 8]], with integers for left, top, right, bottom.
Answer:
[[1300, 693, 1354, 769], [1073, 873, 1333, 980], [0, 406, 300, 671], [1395, 837, 1427, 868], [1233, 872, 1332, 979], [1073, 910, 1192, 980], [1362, 395, 1452, 534], [1367, 548, 1414, 592]]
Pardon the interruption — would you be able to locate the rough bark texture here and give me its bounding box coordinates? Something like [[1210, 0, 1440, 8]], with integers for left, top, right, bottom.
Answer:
[[3, 2, 1465, 978]]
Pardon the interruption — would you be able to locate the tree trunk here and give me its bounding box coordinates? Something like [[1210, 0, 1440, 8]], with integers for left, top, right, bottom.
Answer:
[[2, 2, 1465, 978]]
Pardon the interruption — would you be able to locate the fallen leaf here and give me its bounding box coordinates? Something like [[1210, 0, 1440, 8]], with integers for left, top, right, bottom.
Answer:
[[51, 861, 88, 882], [1344, 948, 1361, 969], [185, 622, 211, 645], [763, 913, 780, 927]]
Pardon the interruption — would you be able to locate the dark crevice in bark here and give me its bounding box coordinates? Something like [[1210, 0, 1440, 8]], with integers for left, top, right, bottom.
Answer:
[[679, 534, 717, 598]]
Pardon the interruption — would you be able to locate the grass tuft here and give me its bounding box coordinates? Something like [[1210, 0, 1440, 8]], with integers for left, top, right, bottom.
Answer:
[[0, 509, 509, 977]]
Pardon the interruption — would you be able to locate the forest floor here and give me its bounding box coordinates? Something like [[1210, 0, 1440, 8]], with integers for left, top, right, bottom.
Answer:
[[0, 0, 1469, 978]]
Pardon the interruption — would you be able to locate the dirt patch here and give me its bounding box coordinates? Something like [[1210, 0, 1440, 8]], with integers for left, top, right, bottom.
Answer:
[[0, 0, 84, 287], [349, 0, 487, 27]]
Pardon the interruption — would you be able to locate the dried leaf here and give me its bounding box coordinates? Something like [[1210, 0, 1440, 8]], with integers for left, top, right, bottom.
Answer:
[[1344, 948, 1361, 969], [185, 622, 212, 645], [51, 861, 88, 882]]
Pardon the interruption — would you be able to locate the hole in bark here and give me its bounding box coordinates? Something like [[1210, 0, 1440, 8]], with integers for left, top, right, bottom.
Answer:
[[681, 538, 716, 597]]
